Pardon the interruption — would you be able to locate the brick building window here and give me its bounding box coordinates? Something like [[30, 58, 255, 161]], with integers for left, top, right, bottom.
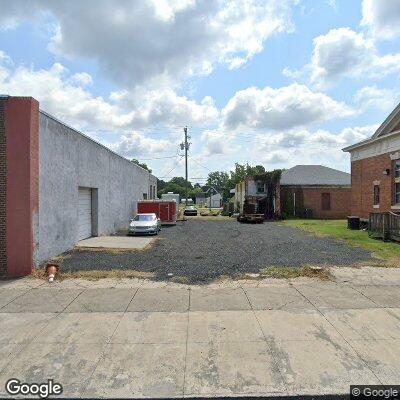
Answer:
[[321, 193, 331, 211], [373, 185, 380, 205], [395, 160, 400, 204]]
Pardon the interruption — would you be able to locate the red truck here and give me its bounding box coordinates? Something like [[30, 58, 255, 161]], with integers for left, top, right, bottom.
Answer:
[[137, 200, 177, 225]]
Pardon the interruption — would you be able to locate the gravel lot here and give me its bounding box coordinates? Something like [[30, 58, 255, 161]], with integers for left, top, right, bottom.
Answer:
[[59, 220, 372, 283]]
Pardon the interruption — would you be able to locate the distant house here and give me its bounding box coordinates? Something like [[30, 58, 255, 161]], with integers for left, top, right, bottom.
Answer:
[[343, 103, 400, 219], [280, 165, 351, 219], [161, 192, 180, 204], [195, 192, 206, 206], [234, 175, 280, 218], [205, 192, 222, 208], [235, 165, 351, 219]]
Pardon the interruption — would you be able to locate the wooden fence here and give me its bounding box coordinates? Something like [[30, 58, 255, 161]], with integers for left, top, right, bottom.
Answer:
[[369, 212, 400, 242]]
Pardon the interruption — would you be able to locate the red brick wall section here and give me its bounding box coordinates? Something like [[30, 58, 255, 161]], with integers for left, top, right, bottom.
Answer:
[[0, 99, 6, 275], [4, 97, 39, 277], [302, 187, 351, 219], [351, 152, 394, 219]]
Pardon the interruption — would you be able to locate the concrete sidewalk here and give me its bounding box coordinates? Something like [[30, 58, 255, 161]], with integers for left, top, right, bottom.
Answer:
[[1, 267, 400, 398]]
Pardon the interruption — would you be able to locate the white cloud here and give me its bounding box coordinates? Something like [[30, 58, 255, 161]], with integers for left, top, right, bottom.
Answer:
[[0, 54, 218, 131], [260, 125, 376, 150], [110, 89, 218, 128], [286, 28, 400, 87], [361, 0, 400, 40], [354, 86, 397, 112], [262, 152, 287, 165], [107, 132, 173, 158], [69, 72, 92, 87], [222, 83, 354, 131], [252, 124, 377, 171], [0, 60, 134, 130], [1, 0, 296, 89], [201, 129, 233, 155]]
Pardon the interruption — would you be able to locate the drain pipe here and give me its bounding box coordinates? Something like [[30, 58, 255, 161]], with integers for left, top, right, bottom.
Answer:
[[45, 263, 59, 283]]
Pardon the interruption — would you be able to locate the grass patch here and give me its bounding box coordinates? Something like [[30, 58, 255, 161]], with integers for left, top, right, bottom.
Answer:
[[282, 219, 400, 262], [170, 276, 190, 284], [259, 266, 332, 280], [32, 268, 155, 281]]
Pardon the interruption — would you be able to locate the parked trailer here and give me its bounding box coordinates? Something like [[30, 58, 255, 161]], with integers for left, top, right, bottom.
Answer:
[[237, 214, 264, 223], [161, 192, 180, 205], [138, 200, 177, 225]]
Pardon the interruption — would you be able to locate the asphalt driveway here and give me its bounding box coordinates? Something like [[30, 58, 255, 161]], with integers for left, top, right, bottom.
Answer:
[[59, 220, 372, 282]]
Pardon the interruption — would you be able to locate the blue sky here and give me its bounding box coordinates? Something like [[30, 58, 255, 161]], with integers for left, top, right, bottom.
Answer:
[[0, 0, 399, 182]]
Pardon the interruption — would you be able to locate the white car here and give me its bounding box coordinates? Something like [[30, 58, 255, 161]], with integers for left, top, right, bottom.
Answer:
[[128, 213, 161, 235]]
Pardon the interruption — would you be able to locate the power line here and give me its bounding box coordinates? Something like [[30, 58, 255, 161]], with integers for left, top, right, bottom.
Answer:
[[135, 155, 180, 161], [188, 155, 212, 173]]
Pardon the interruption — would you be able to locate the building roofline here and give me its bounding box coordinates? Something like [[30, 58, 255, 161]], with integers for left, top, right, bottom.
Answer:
[[372, 102, 400, 139], [342, 129, 400, 152]]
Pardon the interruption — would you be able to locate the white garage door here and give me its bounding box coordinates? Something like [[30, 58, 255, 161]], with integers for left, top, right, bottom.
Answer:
[[78, 188, 92, 240]]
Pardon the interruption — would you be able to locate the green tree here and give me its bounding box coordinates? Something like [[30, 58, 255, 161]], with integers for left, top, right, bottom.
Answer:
[[206, 171, 229, 194], [158, 182, 187, 199], [131, 159, 152, 173], [169, 176, 192, 189], [189, 187, 203, 201]]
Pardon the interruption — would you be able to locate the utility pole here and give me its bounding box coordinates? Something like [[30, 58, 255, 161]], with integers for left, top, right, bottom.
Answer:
[[181, 126, 190, 207]]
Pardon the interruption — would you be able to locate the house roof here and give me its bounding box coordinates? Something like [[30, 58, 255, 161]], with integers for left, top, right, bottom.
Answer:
[[343, 102, 400, 152], [280, 165, 350, 186]]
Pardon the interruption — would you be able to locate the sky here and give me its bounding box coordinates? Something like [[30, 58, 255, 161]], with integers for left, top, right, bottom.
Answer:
[[0, 0, 399, 184]]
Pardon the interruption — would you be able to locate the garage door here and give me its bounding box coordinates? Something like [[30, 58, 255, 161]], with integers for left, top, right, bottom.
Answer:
[[78, 188, 92, 240]]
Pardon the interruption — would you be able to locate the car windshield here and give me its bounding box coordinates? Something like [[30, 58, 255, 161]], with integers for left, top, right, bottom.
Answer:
[[132, 215, 155, 221]]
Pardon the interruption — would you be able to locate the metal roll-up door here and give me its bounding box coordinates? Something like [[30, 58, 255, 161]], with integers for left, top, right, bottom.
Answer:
[[78, 188, 92, 240]]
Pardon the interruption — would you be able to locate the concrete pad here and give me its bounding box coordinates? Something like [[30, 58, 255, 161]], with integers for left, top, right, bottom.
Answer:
[[184, 341, 285, 397], [271, 337, 380, 395], [333, 266, 400, 286], [128, 288, 189, 312], [354, 285, 400, 308], [0, 277, 44, 289], [76, 235, 155, 250], [33, 312, 122, 345], [256, 309, 343, 342], [244, 286, 314, 310], [350, 339, 400, 384], [322, 308, 400, 340], [65, 288, 136, 312], [0, 342, 104, 398], [294, 282, 377, 309], [188, 311, 264, 343], [112, 312, 187, 344], [1, 288, 83, 313], [85, 343, 185, 398], [0, 289, 31, 309], [0, 313, 55, 344], [190, 288, 251, 311]]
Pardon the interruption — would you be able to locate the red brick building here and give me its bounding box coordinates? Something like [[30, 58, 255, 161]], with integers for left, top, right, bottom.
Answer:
[[280, 165, 351, 219], [343, 104, 400, 219]]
